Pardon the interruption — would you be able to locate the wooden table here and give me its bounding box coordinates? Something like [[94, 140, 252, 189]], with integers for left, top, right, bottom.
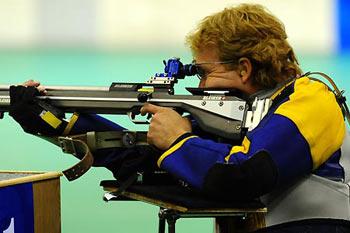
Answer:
[[101, 181, 266, 233]]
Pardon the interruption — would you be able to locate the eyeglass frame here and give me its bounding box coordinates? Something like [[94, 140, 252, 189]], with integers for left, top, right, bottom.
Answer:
[[191, 59, 236, 80]]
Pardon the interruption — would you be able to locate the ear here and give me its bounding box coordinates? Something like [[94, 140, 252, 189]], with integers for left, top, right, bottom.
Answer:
[[238, 57, 252, 84]]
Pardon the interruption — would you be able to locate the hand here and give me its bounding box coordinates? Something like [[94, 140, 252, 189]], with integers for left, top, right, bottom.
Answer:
[[9, 80, 65, 135], [22, 79, 47, 94], [140, 103, 192, 150]]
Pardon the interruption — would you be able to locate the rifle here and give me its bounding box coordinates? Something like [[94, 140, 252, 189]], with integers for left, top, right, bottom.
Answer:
[[0, 58, 271, 181]]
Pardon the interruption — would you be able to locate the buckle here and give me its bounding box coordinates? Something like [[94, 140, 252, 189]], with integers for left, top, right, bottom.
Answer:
[[58, 136, 77, 155]]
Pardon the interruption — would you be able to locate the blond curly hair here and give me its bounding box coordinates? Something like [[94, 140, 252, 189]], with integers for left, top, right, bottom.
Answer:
[[186, 4, 302, 88]]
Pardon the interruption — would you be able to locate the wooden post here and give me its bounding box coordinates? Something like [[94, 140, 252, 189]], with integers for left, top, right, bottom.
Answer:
[[0, 170, 62, 233]]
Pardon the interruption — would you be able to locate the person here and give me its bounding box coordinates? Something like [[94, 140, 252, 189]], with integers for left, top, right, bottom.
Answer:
[[8, 3, 350, 232]]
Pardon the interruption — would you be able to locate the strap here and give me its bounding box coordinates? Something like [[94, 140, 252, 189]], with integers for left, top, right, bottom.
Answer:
[[304, 71, 350, 126], [37, 134, 93, 181], [58, 135, 94, 181], [103, 173, 139, 202], [55, 131, 148, 181]]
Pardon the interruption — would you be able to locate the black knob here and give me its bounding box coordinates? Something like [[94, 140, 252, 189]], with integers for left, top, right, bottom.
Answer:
[[137, 93, 150, 103], [122, 132, 136, 148]]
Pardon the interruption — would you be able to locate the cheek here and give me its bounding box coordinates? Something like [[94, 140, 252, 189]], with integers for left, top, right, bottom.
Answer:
[[198, 79, 206, 88], [204, 78, 240, 89]]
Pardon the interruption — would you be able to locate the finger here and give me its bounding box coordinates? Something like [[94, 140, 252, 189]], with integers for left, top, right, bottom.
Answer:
[[36, 85, 47, 94], [146, 131, 153, 145], [22, 80, 40, 87], [140, 103, 162, 115]]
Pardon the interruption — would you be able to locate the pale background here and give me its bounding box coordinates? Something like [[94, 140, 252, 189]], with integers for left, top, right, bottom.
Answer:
[[0, 0, 339, 53], [0, 0, 349, 232]]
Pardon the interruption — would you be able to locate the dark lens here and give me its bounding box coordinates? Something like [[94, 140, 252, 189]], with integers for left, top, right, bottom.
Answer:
[[182, 64, 198, 76], [196, 66, 206, 79]]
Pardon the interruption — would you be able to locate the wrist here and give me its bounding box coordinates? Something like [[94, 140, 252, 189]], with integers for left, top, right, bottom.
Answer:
[[168, 132, 194, 149]]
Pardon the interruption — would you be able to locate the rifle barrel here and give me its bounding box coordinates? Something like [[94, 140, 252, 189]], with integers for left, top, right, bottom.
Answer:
[[0, 85, 109, 92]]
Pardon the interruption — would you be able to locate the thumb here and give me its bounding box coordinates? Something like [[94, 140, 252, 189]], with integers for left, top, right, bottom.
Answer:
[[140, 103, 162, 115]]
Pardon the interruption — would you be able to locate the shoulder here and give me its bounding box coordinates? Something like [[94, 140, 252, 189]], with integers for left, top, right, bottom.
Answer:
[[274, 77, 345, 168], [275, 77, 342, 122]]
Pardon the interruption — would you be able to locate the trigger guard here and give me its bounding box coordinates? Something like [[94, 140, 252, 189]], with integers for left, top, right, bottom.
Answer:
[[127, 112, 150, 124]]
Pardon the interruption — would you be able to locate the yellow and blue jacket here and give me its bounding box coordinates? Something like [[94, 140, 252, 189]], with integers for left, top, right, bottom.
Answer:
[[65, 77, 346, 199], [157, 77, 346, 199]]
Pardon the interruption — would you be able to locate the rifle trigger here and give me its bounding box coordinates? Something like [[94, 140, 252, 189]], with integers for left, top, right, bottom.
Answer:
[[147, 113, 152, 120]]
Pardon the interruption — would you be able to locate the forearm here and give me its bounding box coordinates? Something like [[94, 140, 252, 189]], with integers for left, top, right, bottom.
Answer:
[[66, 113, 125, 135], [157, 114, 317, 200]]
